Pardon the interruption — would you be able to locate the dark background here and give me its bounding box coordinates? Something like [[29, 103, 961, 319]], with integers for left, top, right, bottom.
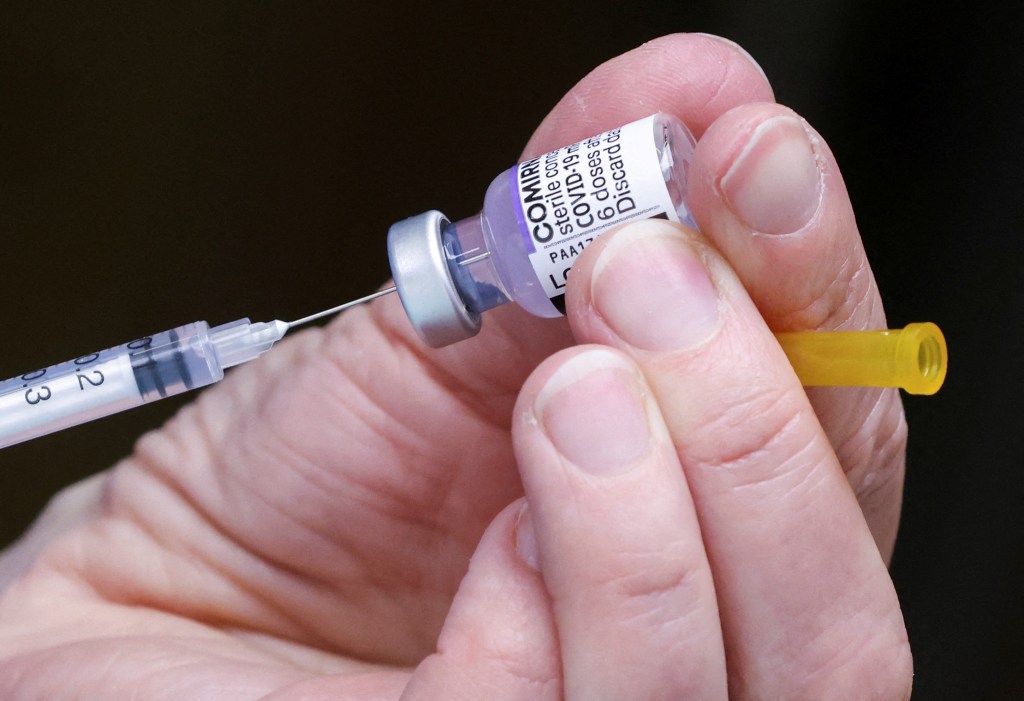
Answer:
[[1, 2, 1021, 698]]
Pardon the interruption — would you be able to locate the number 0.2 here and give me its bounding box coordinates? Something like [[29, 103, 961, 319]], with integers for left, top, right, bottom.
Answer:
[[77, 370, 105, 391]]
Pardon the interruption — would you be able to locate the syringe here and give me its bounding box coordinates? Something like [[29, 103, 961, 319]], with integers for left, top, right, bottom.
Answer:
[[2, 112, 948, 450], [0, 289, 393, 450], [0, 286, 946, 451]]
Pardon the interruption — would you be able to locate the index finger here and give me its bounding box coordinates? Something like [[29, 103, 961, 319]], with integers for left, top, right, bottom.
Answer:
[[522, 33, 773, 159], [687, 102, 907, 558]]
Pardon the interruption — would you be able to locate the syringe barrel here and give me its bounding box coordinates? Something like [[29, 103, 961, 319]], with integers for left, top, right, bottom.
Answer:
[[0, 322, 224, 449], [128, 322, 223, 401]]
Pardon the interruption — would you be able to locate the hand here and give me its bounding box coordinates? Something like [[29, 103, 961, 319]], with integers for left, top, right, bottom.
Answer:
[[0, 34, 911, 700]]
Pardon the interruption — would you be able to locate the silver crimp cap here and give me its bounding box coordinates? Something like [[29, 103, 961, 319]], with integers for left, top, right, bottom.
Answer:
[[387, 210, 482, 348]]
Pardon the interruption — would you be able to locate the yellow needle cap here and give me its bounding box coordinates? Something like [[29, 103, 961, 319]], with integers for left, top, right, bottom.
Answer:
[[775, 322, 947, 395]]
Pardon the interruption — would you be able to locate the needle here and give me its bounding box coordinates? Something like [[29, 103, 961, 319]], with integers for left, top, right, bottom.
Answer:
[[285, 251, 491, 330], [286, 286, 397, 329]]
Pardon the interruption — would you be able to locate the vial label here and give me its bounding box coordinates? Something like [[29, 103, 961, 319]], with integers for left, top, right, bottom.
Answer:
[[511, 115, 679, 312]]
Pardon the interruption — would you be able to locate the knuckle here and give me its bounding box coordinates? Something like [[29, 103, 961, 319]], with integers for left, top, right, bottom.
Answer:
[[740, 599, 912, 701], [588, 538, 708, 628], [410, 651, 560, 700], [804, 628, 914, 701], [685, 381, 826, 493], [614, 551, 700, 603], [465, 637, 560, 696], [830, 389, 908, 499], [779, 244, 882, 332]]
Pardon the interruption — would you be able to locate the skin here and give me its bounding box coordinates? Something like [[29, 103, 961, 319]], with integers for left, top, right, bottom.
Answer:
[[0, 33, 912, 700]]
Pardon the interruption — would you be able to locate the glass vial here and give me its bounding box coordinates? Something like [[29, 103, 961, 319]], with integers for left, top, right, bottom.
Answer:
[[387, 113, 697, 347]]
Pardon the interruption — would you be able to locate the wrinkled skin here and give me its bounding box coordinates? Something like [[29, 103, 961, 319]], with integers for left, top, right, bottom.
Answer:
[[0, 34, 912, 700]]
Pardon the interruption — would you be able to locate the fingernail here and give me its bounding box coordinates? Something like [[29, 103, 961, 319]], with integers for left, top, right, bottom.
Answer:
[[591, 220, 722, 352], [719, 115, 823, 235], [535, 349, 651, 477], [515, 503, 540, 571]]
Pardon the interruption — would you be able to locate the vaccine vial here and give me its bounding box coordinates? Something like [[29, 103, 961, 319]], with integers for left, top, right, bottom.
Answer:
[[387, 113, 697, 347]]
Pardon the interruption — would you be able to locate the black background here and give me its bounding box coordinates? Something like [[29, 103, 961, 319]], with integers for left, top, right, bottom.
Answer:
[[1, 2, 1022, 698]]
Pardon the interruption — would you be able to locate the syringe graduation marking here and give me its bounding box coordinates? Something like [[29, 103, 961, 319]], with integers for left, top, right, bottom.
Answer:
[[0, 241, 945, 452]]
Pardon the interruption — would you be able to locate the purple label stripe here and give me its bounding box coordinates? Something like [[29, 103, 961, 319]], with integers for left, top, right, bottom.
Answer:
[[510, 165, 535, 254]]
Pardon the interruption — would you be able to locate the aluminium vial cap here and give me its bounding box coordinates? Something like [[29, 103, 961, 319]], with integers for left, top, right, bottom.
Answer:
[[386, 210, 482, 348]]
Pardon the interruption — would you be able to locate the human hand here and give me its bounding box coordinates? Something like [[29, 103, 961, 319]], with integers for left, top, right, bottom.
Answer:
[[0, 34, 911, 700]]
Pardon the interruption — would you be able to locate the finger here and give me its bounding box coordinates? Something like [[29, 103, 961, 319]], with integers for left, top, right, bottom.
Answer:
[[523, 32, 773, 154], [402, 501, 560, 701], [688, 102, 906, 558], [512, 346, 727, 700], [566, 220, 912, 699]]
